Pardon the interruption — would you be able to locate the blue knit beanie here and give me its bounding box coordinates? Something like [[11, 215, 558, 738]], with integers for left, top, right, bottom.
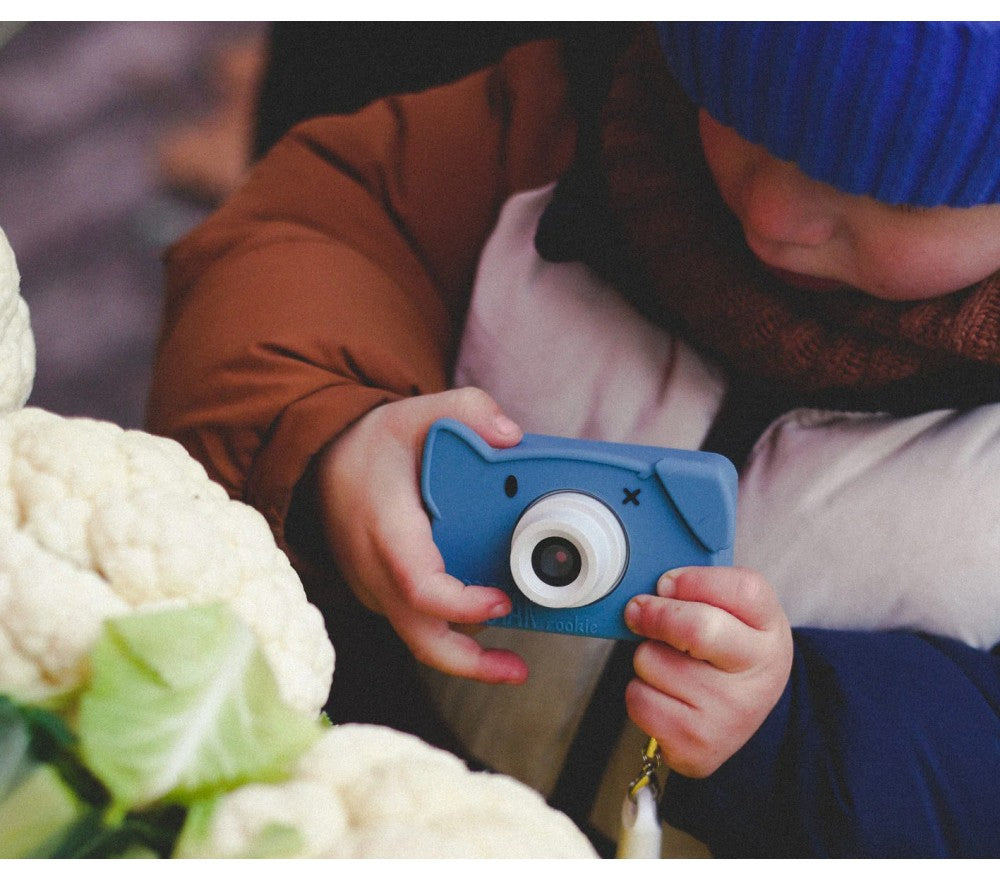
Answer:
[[655, 21, 1000, 208]]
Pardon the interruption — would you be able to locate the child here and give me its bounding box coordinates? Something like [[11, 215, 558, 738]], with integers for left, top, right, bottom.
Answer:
[[147, 22, 1000, 855]]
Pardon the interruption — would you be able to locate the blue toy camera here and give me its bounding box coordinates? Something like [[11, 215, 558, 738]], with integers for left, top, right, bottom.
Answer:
[[420, 419, 738, 641]]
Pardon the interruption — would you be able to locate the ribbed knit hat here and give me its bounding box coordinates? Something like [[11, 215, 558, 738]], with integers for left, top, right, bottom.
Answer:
[[655, 21, 1000, 208]]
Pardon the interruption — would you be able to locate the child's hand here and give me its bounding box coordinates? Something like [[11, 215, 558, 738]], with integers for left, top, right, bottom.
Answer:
[[316, 388, 530, 685], [624, 566, 793, 778]]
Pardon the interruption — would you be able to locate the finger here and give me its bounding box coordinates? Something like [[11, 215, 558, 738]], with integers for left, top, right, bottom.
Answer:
[[632, 638, 716, 698], [624, 679, 726, 779], [389, 568, 514, 626], [630, 639, 761, 714], [658, 566, 786, 631], [375, 497, 514, 624], [412, 387, 523, 449], [391, 609, 529, 684], [625, 593, 759, 672]]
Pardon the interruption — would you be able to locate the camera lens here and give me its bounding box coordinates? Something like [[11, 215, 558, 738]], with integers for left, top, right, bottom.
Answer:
[[509, 491, 628, 609], [531, 536, 583, 587]]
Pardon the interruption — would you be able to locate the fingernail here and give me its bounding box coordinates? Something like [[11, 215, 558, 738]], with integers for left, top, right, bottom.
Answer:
[[657, 569, 685, 597], [625, 596, 646, 629], [489, 600, 512, 619], [494, 414, 519, 436]]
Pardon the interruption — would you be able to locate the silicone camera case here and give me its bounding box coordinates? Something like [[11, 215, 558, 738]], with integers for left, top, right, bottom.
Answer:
[[421, 418, 738, 641]]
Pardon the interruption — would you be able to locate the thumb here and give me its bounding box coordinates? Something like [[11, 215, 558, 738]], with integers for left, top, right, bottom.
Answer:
[[424, 387, 523, 449]]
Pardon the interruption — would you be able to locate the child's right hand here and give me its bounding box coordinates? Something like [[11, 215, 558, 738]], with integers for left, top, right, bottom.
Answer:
[[624, 566, 793, 777], [316, 388, 530, 685]]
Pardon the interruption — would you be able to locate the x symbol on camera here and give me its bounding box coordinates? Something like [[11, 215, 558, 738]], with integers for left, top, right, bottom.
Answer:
[[622, 487, 641, 506]]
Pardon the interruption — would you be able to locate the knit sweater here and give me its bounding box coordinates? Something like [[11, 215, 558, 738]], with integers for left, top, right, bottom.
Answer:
[[538, 25, 1000, 463]]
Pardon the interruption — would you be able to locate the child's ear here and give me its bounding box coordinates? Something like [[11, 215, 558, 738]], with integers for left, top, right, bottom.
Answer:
[[420, 419, 492, 520]]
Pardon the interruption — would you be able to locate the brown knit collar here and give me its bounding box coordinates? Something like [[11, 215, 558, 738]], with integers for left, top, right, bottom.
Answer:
[[599, 26, 1000, 393]]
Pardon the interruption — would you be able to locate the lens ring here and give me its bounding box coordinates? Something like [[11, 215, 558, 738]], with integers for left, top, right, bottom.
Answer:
[[509, 491, 628, 609]]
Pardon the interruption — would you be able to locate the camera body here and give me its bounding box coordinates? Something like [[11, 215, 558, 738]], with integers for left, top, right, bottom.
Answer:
[[421, 419, 738, 641]]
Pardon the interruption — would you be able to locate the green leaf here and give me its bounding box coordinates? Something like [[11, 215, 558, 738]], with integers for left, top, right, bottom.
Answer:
[[16, 700, 76, 754], [0, 763, 87, 858], [3, 697, 109, 807], [174, 796, 306, 858], [0, 696, 33, 800], [170, 795, 219, 856], [77, 603, 323, 811], [240, 823, 307, 858], [47, 804, 186, 858], [0, 695, 114, 858]]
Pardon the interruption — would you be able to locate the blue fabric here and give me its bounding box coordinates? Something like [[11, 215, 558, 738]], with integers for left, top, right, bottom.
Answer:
[[656, 22, 1000, 207], [662, 629, 1000, 857]]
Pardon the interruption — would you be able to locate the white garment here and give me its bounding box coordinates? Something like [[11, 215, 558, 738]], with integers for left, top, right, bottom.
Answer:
[[453, 184, 727, 448], [423, 183, 1000, 856], [425, 184, 723, 856], [454, 183, 1000, 650], [738, 405, 1000, 650]]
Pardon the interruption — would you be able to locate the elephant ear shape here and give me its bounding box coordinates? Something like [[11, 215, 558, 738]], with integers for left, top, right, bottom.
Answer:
[[654, 452, 738, 559], [421, 419, 493, 520]]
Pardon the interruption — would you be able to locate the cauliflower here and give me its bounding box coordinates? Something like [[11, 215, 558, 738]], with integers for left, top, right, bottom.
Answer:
[[5, 612, 594, 859], [0, 224, 592, 861], [0, 226, 34, 415], [175, 724, 597, 859], [0, 406, 333, 716]]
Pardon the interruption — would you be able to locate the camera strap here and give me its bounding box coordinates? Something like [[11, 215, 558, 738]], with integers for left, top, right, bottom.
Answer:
[[547, 638, 640, 856], [617, 737, 664, 858]]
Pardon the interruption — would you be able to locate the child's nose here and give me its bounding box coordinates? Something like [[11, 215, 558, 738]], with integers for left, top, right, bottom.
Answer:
[[739, 152, 838, 249]]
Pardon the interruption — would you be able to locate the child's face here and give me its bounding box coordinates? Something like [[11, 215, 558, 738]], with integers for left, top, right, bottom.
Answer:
[[698, 111, 1000, 301]]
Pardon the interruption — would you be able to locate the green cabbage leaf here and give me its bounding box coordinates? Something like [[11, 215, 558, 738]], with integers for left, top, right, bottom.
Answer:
[[77, 603, 323, 812]]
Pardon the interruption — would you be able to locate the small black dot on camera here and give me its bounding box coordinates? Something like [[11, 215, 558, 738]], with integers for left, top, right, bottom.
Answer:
[[504, 475, 518, 497]]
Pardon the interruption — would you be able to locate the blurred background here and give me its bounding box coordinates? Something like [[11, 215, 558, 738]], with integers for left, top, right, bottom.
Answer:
[[0, 21, 267, 429], [0, 21, 579, 430]]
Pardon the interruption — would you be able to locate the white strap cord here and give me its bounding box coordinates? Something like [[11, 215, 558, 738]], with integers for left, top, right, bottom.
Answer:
[[616, 738, 663, 858]]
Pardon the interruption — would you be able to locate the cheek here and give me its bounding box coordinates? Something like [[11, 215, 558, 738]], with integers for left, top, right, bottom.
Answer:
[[697, 111, 751, 212], [856, 232, 1000, 300]]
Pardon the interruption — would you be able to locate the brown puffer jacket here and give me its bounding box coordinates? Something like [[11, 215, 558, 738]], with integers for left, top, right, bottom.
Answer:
[[148, 37, 578, 554], [148, 25, 1000, 560]]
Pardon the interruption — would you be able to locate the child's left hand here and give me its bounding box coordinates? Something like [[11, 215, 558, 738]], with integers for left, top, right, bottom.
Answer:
[[624, 566, 793, 778]]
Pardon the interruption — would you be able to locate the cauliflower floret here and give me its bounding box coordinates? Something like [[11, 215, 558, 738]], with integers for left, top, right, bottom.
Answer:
[[0, 226, 34, 415], [0, 407, 334, 715], [175, 724, 597, 859]]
